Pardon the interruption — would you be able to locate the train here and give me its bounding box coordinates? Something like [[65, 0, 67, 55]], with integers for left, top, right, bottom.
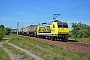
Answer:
[[11, 20, 69, 42]]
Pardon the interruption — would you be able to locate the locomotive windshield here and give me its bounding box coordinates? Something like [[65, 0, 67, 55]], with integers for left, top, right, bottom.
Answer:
[[58, 24, 68, 28]]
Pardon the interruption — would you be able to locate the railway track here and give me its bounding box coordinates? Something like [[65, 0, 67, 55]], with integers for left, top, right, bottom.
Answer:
[[20, 35, 90, 57], [67, 41, 90, 48]]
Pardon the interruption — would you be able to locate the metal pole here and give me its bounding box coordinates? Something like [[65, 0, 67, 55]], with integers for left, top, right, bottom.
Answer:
[[17, 22, 19, 36]]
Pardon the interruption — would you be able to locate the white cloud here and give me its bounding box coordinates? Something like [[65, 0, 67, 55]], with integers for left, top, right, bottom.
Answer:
[[0, 17, 11, 20], [0, 18, 6, 20], [14, 12, 26, 14]]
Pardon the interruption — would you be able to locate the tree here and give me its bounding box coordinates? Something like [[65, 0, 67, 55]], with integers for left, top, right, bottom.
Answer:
[[0, 25, 4, 29], [0, 25, 5, 40], [70, 22, 79, 39], [0, 25, 12, 40], [70, 22, 90, 39], [5, 28, 11, 35]]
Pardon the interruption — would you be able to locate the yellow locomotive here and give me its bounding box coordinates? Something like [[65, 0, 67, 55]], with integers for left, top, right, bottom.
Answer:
[[36, 20, 69, 41]]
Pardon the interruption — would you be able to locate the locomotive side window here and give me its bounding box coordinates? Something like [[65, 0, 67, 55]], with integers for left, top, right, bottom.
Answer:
[[58, 24, 62, 28], [63, 24, 68, 28], [46, 26, 50, 29], [58, 24, 68, 28]]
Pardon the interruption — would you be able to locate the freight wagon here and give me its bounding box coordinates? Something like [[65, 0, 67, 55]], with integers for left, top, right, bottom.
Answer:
[[22, 25, 37, 36]]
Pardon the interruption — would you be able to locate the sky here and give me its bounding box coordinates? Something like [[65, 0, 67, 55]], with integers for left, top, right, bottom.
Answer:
[[0, 0, 90, 29]]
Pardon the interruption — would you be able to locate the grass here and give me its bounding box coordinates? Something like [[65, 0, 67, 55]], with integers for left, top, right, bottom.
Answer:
[[0, 48, 10, 60], [78, 38, 90, 42], [3, 43, 34, 60], [6, 34, 89, 60]]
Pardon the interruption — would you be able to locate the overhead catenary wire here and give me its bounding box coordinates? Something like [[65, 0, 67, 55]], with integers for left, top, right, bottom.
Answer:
[[58, 2, 90, 21], [42, 1, 90, 22], [38, 0, 77, 21], [60, 3, 90, 14], [60, 11, 90, 21]]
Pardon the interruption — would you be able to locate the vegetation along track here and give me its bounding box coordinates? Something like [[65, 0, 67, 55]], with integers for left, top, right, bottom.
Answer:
[[21, 35, 90, 58]]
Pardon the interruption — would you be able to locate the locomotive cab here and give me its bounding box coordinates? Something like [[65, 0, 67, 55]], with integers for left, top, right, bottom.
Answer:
[[58, 22, 69, 34], [51, 21, 69, 40]]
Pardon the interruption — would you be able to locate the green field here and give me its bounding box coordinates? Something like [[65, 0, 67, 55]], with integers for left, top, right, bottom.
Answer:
[[4, 34, 89, 60], [0, 48, 10, 60]]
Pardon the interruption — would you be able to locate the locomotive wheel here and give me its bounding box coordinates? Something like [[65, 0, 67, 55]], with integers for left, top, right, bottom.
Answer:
[[51, 37, 55, 41], [54, 37, 57, 41], [47, 36, 51, 40], [61, 38, 67, 42], [29, 34, 30, 37], [35, 35, 38, 38]]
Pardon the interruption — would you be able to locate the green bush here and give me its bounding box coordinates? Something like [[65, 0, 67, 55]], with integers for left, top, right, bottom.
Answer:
[[5, 28, 11, 35], [70, 22, 90, 39], [0, 25, 11, 40], [0, 25, 5, 40]]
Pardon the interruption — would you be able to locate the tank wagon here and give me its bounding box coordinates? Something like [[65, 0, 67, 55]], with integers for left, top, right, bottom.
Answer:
[[22, 25, 37, 36], [11, 29, 17, 34], [18, 28, 23, 35], [22, 27, 29, 35], [36, 20, 69, 41], [28, 25, 37, 36]]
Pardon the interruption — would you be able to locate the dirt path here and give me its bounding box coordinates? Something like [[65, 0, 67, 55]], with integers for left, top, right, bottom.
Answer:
[[0, 41, 19, 60], [0, 42, 3, 48], [3, 48, 22, 60], [0, 40, 43, 60], [7, 42, 43, 60]]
